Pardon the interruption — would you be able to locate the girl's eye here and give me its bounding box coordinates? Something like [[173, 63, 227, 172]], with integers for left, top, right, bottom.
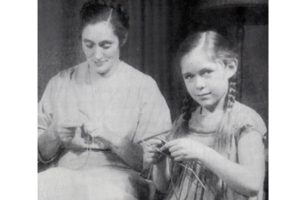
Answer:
[[201, 69, 213, 76]]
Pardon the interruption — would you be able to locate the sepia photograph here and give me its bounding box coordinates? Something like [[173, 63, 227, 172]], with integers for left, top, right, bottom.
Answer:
[[37, 0, 268, 199]]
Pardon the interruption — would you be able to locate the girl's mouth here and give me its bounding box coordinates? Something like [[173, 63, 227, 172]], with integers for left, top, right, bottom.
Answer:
[[196, 92, 210, 97]]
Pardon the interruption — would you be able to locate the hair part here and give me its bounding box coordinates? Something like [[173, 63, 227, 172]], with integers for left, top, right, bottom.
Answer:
[[80, 0, 129, 47], [176, 31, 238, 71]]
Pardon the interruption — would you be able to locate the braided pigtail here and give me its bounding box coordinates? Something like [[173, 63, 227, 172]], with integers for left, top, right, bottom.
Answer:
[[181, 95, 196, 132], [225, 79, 237, 111], [215, 78, 237, 157], [209, 77, 237, 196], [172, 94, 198, 139], [165, 94, 198, 198]]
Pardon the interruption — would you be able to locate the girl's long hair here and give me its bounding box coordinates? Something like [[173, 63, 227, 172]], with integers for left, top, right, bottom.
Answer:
[[167, 31, 239, 198]]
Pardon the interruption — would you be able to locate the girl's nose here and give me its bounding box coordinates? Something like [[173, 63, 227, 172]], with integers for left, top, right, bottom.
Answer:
[[94, 46, 103, 60], [195, 76, 205, 90]]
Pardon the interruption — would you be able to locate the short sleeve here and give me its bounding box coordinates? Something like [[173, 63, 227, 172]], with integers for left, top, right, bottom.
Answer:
[[134, 79, 172, 143], [38, 77, 57, 137], [233, 103, 267, 142]]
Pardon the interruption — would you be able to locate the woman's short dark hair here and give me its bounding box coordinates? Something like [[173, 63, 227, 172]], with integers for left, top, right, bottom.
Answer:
[[80, 0, 129, 47]]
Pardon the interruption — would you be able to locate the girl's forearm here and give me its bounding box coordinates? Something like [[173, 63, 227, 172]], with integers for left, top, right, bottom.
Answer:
[[153, 157, 170, 193], [200, 148, 264, 197]]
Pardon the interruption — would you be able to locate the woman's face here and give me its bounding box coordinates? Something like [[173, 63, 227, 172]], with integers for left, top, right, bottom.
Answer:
[[181, 49, 233, 112], [82, 22, 120, 76]]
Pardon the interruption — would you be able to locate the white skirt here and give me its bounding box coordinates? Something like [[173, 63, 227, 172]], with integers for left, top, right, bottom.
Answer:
[[38, 150, 155, 200]]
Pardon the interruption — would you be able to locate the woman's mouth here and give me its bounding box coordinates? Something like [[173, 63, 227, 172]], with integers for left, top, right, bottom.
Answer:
[[94, 60, 106, 66]]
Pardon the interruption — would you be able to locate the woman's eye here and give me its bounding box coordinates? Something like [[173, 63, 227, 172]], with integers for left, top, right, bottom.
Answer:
[[102, 43, 111, 49], [103, 45, 111, 49], [183, 74, 194, 80], [85, 43, 94, 49]]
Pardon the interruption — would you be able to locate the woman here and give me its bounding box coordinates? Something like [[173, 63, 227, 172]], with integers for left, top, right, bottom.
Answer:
[[38, 1, 171, 199]]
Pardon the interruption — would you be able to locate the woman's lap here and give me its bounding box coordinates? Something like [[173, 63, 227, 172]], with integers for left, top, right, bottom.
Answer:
[[38, 166, 151, 200]]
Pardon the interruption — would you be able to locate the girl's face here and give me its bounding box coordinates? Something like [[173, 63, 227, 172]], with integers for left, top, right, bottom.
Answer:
[[181, 49, 236, 113], [82, 21, 120, 76]]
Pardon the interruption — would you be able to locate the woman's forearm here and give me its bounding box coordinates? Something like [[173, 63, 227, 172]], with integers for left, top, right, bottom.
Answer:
[[108, 135, 144, 171], [38, 130, 61, 162]]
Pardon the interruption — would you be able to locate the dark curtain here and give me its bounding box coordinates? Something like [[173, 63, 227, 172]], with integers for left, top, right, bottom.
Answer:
[[38, 0, 268, 123], [38, 0, 198, 120]]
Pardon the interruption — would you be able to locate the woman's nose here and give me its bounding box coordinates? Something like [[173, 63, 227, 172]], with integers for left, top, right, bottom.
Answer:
[[94, 46, 103, 60], [195, 76, 205, 90]]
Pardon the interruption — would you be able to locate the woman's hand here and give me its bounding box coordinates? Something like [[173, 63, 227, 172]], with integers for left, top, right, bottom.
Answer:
[[87, 123, 121, 148], [82, 121, 96, 135], [86, 123, 143, 171], [48, 119, 82, 144], [161, 138, 209, 162], [143, 138, 165, 168]]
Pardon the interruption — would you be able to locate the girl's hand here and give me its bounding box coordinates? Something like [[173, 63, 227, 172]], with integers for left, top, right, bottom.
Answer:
[[161, 138, 209, 162], [143, 138, 165, 167], [48, 119, 82, 144]]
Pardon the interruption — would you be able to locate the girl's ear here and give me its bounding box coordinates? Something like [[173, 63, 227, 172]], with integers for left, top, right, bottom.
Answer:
[[225, 58, 238, 79]]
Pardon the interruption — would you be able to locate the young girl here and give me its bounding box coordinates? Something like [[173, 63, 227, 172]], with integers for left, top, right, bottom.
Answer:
[[143, 31, 266, 200]]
